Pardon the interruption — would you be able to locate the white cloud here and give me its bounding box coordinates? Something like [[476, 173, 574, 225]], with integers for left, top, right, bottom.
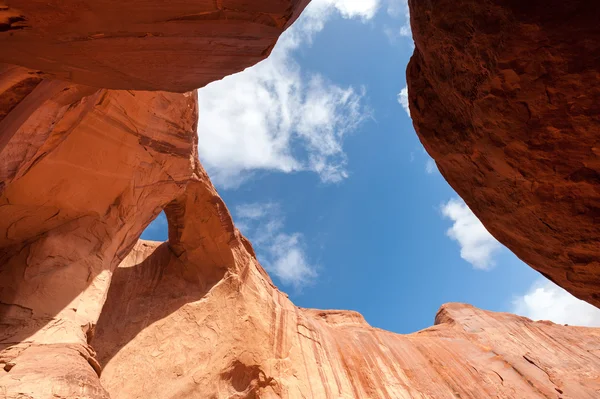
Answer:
[[236, 203, 272, 221], [267, 233, 317, 289], [386, 0, 408, 18], [512, 278, 600, 327], [197, 1, 375, 188], [384, 0, 412, 43], [425, 158, 436, 174], [235, 203, 317, 289], [399, 24, 412, 38], [441, 198, 502, 270], [397, 86, 410, 116], [311, 0, 380, 20]]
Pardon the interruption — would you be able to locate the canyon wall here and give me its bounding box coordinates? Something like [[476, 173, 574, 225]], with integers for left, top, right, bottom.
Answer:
[[0, 65, 199, 398], [2, 65, 600, 397], [0, 1, 309, 396], [92, 230, 600, 398], [407, 0, 600, 306], [2, 0, 600, 397]]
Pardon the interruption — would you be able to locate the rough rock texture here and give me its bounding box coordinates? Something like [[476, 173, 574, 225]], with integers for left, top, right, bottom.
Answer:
[[407, 0, 600, 306], [3, 0, 600, 397], [4, 67, 600, 399], [0, 1, 312, 393], [0, 64, 199, 398], [94, 238, 600, 398], [0, 0, 309, 91]]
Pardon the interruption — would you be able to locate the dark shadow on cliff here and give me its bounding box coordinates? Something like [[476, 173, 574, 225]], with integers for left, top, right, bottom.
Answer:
[[92, 241, 225, 369], [0, 207, 163, 353]]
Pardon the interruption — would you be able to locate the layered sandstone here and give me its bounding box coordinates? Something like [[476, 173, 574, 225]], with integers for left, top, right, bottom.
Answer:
[[93, 235, 600, 398], [3, 65, 600, 398], [1, 2, 310, 395], [0, 0, 309, 91], [407, 0, 600, 306], [2, 0, 600, 397], [0, 65, 199, 398]]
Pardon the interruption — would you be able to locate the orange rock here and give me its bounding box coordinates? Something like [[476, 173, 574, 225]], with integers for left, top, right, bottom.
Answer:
[[407, 0, 600, 306], [0, 65, 199, 398], [4, 66, 600, 397], [95, 228, 600, 398], [0, 0, 309, 91], [3, 0, 600, 396]]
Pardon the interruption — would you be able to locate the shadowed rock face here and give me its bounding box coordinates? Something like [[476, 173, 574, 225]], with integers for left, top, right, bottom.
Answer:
[[0, 0, 310, 91], [407, 0, 600, 306]]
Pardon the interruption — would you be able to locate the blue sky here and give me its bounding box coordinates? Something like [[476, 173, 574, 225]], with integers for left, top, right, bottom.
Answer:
[[142, 0, 600, 332]]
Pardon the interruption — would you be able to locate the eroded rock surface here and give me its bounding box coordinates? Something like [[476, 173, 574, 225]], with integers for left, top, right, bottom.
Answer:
[[94, 235, 600, 398], [0, 64, 199, 398], [0, 0, 309, 91], [407, 0, 600, 306], [4, 66, 600, 398], [3, 0, 600, 397]]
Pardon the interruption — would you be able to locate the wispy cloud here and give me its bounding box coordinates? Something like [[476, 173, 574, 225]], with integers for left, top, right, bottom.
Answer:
[[425, 158, 436, 174], [311, 0, 380, 20], [386, 0, 409, 20], [441, 198, 502, 270], [384, 0, 412, 43], [512, 278, 600, 327], [397, 86, 410, 117], [235, 203, 317, 290], [196, 1, 377, 188]]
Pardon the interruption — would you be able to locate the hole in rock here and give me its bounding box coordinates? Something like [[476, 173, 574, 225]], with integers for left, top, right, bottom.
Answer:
[[141, 211, 168, 242]]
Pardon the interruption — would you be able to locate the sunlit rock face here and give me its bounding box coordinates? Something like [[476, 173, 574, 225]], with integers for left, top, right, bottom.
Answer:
[[1, 2, 309, 395], [2, 0, 600, 397], [95, 237, 600, 398], [407, 0, 600, 306], [2, 69, 600, 397], [0, 65, 199, 398], [0, 0, 310, 91]]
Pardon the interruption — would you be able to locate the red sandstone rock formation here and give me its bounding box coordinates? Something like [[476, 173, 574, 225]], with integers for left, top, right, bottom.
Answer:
[[93, 237, 600, 398], [0, 0, 309, 91], [2, 66, 600, 397], [407, 0, 600, 306], [2, 0, 600, 397], [0, 65, 199, 398], [1, 4, 310, 393]]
